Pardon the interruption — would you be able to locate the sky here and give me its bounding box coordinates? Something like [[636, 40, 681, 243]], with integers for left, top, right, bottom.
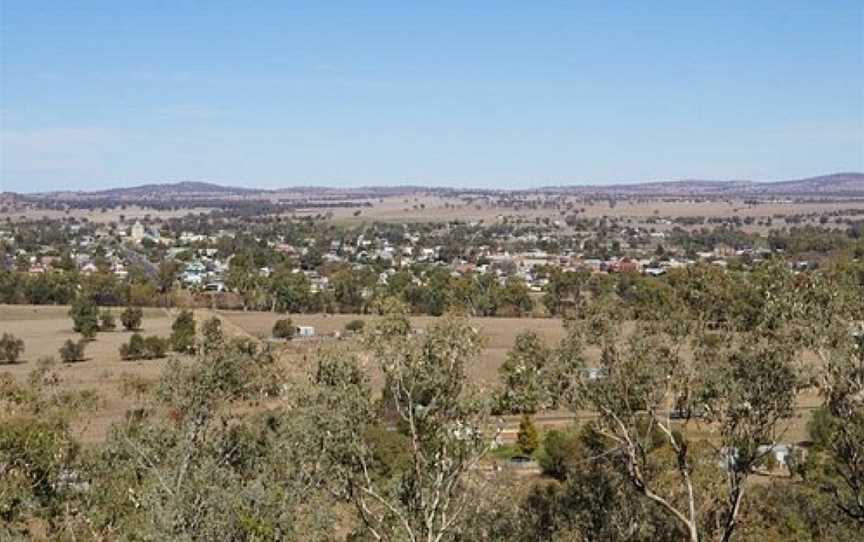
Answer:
[[1, 1, 862, 193]]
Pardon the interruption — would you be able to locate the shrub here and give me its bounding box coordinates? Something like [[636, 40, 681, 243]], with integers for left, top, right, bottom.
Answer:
[[143, 336, 169, 359], [0, 333, 24, 364], [201, 317, 224, 351], [516, 414, 539, 456], [230, 337, 258, 356], [537, 428, 581, 480], [59, 339, 86, 363], [121, 306, 143, 331], [120, 333, 145, 360], [170, 310, 196, 353], [121, 334, 169, 360], [69, 297, 99, 337], [345, 319, 366, 333], [100, 310, 116, 331], [272, 318, 295, 339]]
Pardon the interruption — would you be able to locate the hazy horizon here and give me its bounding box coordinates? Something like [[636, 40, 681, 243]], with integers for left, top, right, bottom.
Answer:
[[2, 1, 863, 193]]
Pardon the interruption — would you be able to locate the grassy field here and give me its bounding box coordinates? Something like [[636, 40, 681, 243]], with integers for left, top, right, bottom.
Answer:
[[1, 305, 819, 446], [291, 195, 864, 233]]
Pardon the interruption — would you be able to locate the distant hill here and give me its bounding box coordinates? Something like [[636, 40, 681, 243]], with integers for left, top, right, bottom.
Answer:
[[37, 181, 265, 201], [91, 181, 262, 199], [543, 173, 864, 197], [18, 172, 864, 201], [745, 173, 864, 196]]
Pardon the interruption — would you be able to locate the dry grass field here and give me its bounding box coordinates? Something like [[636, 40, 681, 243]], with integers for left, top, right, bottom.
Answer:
[[293, 195, 864, 232], [0, 205, 214, 224], [1, 305, 819, 445]]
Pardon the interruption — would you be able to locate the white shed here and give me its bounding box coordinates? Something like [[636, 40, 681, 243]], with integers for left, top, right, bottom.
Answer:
[[296, 326, 315, 338]]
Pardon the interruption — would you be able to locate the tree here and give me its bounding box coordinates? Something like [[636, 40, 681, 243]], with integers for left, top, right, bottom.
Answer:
[[497, 331, 552, 414], [318, 307, 499, 541], [69, 296, 99, 338], [499, 276, 534, 316], [82, 338, 322, 540], [59, 338, 86, 362], [225, 256, 263, 311], [268, 268, 312, 313], [200, 316, 224, 352], [551, 266, 806, 542], [170, 310, 196, 354], [99, 310, 116, 331], [816, 323, 864, 522], [516, 414, 539, 456], [272, 318, 295, 339], [0, 333, 24, 364], [121, 305, 143, 331]]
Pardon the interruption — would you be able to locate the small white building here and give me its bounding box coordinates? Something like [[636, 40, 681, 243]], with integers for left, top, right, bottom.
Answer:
[[295, 326, 315, 338]]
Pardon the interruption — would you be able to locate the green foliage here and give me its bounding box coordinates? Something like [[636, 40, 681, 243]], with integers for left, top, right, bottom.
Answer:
[[68, 296, 99, 337], [537, 427, 581, 480], [99, 309, 116, 331], [0, 333, 24, 364], [0, 416, 77, 532], [120, 305, 143, 331], [59, 338, 86, 363], [120, 333, 169, 360], [170, 309, 196, 353], [201, 316, 224, 351], [497, 331, 552, 414], [269, 268, 312, 313], [516, 414, 539, 456], [272, 318, 295, 339], [345, 319, 366, 333]]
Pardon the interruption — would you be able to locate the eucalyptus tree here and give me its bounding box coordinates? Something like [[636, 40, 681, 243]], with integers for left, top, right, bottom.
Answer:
[[551, 262, 810, 542], [314, 301, 500, 542]]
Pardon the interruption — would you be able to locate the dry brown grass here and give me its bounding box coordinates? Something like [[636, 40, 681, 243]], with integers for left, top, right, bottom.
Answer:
[[1, 305, 821, 446]]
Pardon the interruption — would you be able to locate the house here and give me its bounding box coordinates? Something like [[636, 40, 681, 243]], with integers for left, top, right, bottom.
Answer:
[[130, 221, 145, 243], [295, 326, 315, 338]]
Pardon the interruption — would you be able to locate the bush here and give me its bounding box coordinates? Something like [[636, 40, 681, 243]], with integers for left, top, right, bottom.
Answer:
[[537, 428, 581, 480], [121, 334, 170, 360], [120, 333, 145, 360], [143, 336, 169, 359], [69, 297, 99, 337], [272, 318, 295, 339], [516, 414, 539, 456], [0, 333, 25, 364], [121, 306, 143, 331], [170, 310, 196, 353], [345, 319, 366, 333], [100, 310, 116, 331], [59, 339, 86, 363], [201, 317, 224, 351]]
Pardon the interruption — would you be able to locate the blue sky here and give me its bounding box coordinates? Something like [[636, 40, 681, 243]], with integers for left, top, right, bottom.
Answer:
[[1, 1, 862, 192]]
